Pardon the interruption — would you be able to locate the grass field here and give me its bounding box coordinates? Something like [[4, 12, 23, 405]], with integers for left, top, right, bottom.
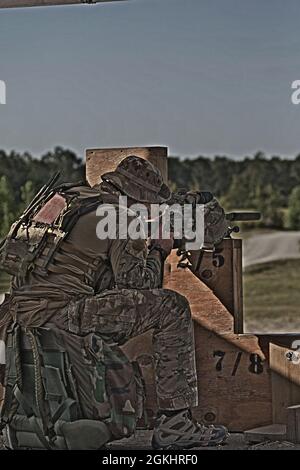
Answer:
[[244, 259, 300, 333]]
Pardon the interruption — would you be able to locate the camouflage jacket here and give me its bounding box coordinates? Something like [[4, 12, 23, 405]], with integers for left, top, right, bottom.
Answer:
[[6, 184, 163, 327]]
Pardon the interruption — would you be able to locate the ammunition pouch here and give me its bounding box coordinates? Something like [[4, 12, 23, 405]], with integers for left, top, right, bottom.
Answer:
[[0, 180, 104, 280], [0, 222, 66, 279]]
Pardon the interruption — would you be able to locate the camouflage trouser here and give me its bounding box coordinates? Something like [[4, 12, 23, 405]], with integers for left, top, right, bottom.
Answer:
[[79, 288, 198, 411]]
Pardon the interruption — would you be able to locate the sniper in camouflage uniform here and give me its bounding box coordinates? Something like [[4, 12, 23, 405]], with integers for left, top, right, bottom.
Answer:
[[0, 155, 228, 449]]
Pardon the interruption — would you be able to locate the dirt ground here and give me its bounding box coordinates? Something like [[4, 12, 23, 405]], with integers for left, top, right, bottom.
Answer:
[[107, 431, 300, 451], [243, 231, 300, 268], [1, 431, 300, 451]]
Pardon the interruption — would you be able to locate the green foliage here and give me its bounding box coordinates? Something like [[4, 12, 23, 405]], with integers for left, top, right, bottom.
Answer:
[[169, 151, 300, 229], [244, 260, 300, 328], [253, 184, 283, 228], [20, 180, 35, 209], [287, 185, 300, 229], [0, 146, 85, 239], [0, 147, 300, 236], [0, 175, 14, 238]]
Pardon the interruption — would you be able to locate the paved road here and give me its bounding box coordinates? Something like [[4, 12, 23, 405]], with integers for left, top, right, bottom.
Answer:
[[243, 231, 300, 268]]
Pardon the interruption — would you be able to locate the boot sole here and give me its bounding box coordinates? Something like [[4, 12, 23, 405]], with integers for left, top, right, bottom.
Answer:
[[152, 431, 229, 450]]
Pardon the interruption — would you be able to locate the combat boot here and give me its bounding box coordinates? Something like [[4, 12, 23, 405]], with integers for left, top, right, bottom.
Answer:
[[152, 410, 228, 449]]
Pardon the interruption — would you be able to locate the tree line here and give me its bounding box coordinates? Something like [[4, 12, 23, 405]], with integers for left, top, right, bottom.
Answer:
[[0, 147, 300, 238]]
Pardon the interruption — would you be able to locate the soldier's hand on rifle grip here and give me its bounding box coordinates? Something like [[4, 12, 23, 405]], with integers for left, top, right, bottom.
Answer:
[[150, 217, 174, 259]]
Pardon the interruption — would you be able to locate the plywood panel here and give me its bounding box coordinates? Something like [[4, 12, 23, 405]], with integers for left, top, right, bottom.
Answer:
[[270, 343, 300, 424], [124, 333, 300, 431], [287, 405, 300, 443], [123, 325, 275, 431], [193, 326, 271, 430], [164, 250, 263, 357], [189, 239, 243, 333]]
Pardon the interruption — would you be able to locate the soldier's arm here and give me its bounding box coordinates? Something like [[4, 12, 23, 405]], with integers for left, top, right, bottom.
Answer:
[[109, 236, 163, 290]]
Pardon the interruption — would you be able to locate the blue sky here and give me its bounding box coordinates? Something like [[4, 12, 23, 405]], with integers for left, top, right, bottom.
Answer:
[[0, 0, 300, 159]]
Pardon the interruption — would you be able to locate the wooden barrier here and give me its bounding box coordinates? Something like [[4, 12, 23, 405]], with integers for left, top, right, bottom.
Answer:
[[86, 146, 300, 432]]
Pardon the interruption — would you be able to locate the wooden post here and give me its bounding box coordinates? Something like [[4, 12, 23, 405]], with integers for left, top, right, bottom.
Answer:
[[244, 335, 300, 441], [287, 405, 300, 443], [270, 343, 300, 424], [189, 238, 244, 333], [232, 239, 244, 333]]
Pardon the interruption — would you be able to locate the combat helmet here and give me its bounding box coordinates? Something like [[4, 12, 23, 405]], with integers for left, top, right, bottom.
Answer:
[[101, 155, 171, 204]]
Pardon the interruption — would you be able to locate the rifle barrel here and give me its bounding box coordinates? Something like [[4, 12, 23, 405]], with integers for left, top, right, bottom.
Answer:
[[226, 212, 261, 222]]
